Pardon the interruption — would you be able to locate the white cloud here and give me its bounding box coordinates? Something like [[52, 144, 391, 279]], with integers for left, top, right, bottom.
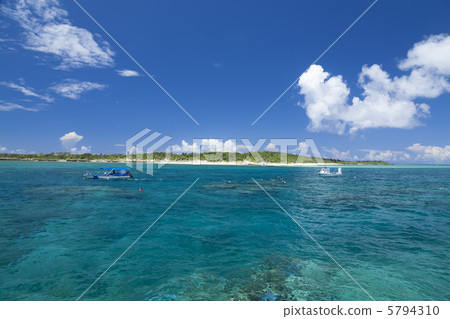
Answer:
[[114, 143, 125, 147], [213, 62, 223, 68], [399, 34, 450, 75], [9, 148, 27, 154], [0, 81, 54, 102], [406, 143, 450, 162], [51, 79, 106, 99], [264, 143, 278, 152], [297, 34, 450, 135], [360, 149, 411, 162], [212, 139, 237, 153], [60, 131, 83, 149], [0, 100, 38, 111], [70, 145, 92, 154], [236, 144, 249, 153], [170, 139, 237, 154], [171, 140, 199, 154], [2, 0, 114, 69], [291, 142, 306, 154], [116, 69, 139, 77], [127, 145, 137, 154], [323, 147, 351, 160], [0, 146, 27, 154]]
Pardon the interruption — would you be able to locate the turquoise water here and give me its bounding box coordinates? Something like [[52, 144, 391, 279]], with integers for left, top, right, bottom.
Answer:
[[0, 161, 449, 301]]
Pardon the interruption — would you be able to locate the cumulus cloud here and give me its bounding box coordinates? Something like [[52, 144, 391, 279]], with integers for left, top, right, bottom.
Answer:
[[2, 0, 114, 69], [406, 143, 450, 162], [126, 145, 137, 155], [297, 34, 450, 134], [116, 69, 139, 77], [264, 143, 278, 152], [399, 34, 450, 75], [60, 131, 83, 150], [0, 146, 27, 154], [290, 142, 307, 154], [70, 145, 92, 154], [209, 139, 237, 153], [236, 144, 249, 153], [9, 148, 27, 154], [0, 81, 53, 102], [322, 147, 414, 162], [323, 147, 352, 160], [51, 79, 106, 99], [170, 139, 237, 154], [360, 149, 411, 162], [59, 131, 91, 154], [170, 140, 198, 154], [0, 100, 38, 111]]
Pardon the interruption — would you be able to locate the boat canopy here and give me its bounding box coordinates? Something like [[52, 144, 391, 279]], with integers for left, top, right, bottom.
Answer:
[[100, 167, 130, 170]]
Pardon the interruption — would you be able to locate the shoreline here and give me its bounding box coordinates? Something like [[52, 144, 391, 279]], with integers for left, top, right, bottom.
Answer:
[[0, 158, 383, 167], [1, 159, 448, 168]]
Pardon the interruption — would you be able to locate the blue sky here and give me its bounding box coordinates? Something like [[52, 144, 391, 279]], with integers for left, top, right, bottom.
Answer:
[[0, 0, 449, 163]]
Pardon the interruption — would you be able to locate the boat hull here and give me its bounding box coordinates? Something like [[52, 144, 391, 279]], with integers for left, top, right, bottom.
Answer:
[[83, 174, 131, 180], [318, 173, 342, 177]]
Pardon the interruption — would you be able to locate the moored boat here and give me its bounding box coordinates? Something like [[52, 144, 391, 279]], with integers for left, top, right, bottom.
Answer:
[[83, 167, 133, 180], [318, 167, 342, 177]]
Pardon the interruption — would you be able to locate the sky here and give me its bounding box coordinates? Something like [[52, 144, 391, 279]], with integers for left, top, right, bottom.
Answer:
[[0, 0, 449, 163]]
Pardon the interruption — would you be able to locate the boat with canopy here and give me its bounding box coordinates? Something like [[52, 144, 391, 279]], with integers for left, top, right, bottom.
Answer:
[[83, 167, 133, 180], [318, 167, 342, 177]]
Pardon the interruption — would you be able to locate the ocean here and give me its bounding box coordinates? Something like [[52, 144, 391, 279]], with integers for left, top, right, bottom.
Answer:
[[0, 161, 449, 301]]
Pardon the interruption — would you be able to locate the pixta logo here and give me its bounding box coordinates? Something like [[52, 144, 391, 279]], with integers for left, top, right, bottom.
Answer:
[[126, 128, 325, 175], [126, 128, 173, 175]]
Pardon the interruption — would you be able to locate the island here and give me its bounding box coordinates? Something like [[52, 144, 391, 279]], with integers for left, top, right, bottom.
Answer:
[[0, 152, 390, 165]]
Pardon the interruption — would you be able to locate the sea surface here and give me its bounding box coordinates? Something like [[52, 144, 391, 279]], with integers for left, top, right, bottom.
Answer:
[[0, 161, 449, 301]]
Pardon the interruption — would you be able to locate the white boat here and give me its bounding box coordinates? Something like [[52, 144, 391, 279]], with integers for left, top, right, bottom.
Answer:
[[83, 167, 133, 180], [318, 167, 342, 177]]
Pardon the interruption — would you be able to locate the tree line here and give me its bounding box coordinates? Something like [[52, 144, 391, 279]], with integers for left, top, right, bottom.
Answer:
[[0, 152, 390, 165]]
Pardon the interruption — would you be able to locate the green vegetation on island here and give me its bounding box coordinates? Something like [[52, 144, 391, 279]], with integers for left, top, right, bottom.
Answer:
[[0, 152, 390, 165]]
